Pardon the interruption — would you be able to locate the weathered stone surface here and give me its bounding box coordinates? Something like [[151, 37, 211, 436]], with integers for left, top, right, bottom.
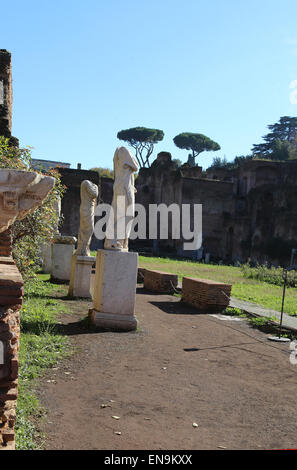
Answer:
[[0, 301, 21, 450], [0, 50, 12, 139], [144, 269, 178, 294], [104, 147, 138, 251], [181, 277, 232, 313], [91, 249, 138, 331], [137, 267, 146, 283], [0, 285, 23, 297], [76, 180, 98, 256], [90, 310, 137, 331], [51, 242, 75, 281], [0, 230, 12, 258], [53, 235, 77, 245], [0, 256, 14, 265], [41, 243, 52, 274], [0, 264, 23, 287], [0, 169, 55, 234], [68, 254, 95, 298]]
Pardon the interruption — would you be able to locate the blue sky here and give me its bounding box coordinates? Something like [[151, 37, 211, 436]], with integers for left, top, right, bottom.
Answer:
[[2, 0, 297, 170]]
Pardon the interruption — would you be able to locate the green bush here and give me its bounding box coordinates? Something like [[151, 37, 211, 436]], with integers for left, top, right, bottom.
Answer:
[[90, 166, 114, 179], [241, 263, 297, 287]]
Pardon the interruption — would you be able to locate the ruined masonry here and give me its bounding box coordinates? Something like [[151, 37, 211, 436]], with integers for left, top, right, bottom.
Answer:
[[181, 277, 232, 313], [0, 169, 55, 450], [0, 50, 17, 146], [0, 229, 23, 450], [143, 269, 178, 295]]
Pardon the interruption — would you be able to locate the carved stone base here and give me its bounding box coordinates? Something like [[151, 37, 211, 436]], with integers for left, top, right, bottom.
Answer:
[[90, 249, 138, 331], [51, 237, 76, 282], [68, 254, 95, 299], [89, 310, 137, 331], [41, 243, 52, 274]]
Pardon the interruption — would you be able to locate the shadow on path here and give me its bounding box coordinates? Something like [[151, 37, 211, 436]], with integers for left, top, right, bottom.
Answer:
[[150, 300, 203, 316]]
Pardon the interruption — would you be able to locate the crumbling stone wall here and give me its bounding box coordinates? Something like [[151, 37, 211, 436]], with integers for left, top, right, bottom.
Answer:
[[0, 50, 18, 146], [135, 153, 235, 259], [58, 152, 297, 265], [0, 50, 12, 139], [0, 231, 23, 450]]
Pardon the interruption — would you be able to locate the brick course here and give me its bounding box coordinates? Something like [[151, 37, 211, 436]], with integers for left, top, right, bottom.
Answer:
[[0, 230, 12, 258], [181, 277, 232, 313], [143, 269, 178, 294]]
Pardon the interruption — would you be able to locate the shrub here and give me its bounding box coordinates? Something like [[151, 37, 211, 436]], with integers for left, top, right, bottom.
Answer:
[[90, 166, 114, 179], [241, 263, 297, 287]]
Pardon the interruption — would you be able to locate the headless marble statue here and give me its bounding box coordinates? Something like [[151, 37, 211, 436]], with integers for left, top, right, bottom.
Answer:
[[104, 146, 139, 251], [76, 180, 98, 256]]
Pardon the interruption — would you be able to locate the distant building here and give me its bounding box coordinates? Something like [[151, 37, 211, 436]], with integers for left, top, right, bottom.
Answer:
[[31, 159, 71, 171]]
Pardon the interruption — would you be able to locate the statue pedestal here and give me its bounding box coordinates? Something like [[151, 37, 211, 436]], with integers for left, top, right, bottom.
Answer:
[[68, 254, 95, 298], [90, 249, 138, 331], [41, 243, 52, 274], [51, 236, 77, 282]]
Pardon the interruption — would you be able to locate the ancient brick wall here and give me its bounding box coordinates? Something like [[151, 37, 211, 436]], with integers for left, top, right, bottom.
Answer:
[[143, 269, 178, 294], [0, 232, 23, 450], [57, 152, 297, 265], [0, 229, 12, 257], [181, 277, 231, 313]]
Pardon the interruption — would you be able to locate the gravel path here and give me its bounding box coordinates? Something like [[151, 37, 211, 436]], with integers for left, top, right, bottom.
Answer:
[[36, 288, 297, 450]]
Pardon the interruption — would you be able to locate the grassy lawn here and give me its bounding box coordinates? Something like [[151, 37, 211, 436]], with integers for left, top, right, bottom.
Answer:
[[138, 256, 297, 317], [16, 274, 71, 450]]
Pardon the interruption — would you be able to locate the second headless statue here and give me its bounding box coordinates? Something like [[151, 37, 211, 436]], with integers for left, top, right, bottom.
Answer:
[[76, 180, 99, 256], [104, 146, 139, 251]]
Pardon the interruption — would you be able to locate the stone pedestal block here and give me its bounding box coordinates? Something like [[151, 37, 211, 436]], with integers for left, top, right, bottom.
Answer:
[[68, 254, 95, 298], [90, 249, 138, 331], [51, 236, 76, 281], [41, 243, 52, 274]]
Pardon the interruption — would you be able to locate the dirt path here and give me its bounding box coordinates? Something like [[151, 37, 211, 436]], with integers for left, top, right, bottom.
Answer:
[[36, 287, 297, 450]]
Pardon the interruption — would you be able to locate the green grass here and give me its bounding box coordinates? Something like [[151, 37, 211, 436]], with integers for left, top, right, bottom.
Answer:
[[224, 307, 294, 339], [138, 256, 297, 317], [15, 275, 72, 450]]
